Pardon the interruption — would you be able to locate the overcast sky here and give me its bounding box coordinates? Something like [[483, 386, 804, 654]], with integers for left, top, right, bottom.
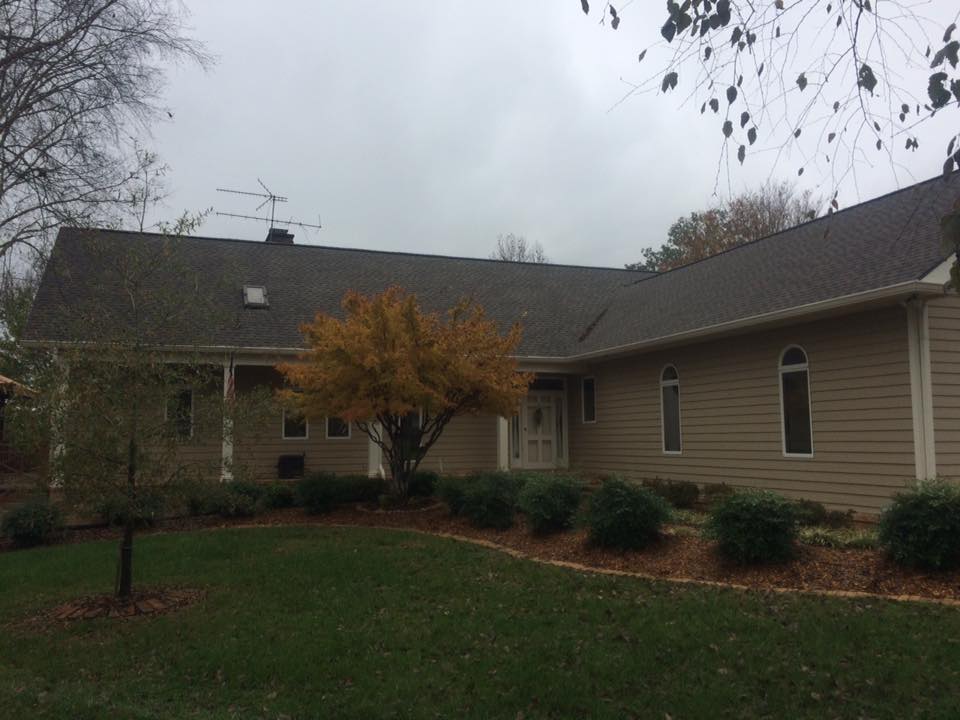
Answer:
[[148, 1, 956, 268]]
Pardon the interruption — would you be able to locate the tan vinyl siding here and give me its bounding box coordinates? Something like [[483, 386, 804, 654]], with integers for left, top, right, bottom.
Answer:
[[418, 414, 499, 475], [233, 366, 368, 479], [568, 306, 915, 515], [928, 294, 960, 479], [171, 379, 223, 481]]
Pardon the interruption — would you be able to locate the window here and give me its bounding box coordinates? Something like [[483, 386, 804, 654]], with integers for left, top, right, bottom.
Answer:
[[581, 377, 596, 423], [243, 285, 268, 308], [326, 416, 351, 439], [660, 365, 681, 454], [779, 346, 813, 456], [282, 408, 308, 439], [166, 389, 193, 440]]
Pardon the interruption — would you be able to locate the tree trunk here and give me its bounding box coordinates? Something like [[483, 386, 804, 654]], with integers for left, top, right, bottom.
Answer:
[[116, 432, 137, 599], [116, 520, 134, 599]]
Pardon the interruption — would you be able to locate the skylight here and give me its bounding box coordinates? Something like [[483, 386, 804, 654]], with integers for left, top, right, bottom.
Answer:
[[243, 285, 268, 308]]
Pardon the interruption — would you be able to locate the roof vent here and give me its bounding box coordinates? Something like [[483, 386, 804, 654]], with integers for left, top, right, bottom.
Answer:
[[243, 285, 268, 308], [265, 227, 294, 244]]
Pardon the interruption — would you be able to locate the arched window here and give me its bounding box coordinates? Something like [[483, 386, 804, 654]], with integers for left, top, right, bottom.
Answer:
[[779, 346, 813, 456], [660, 365, 681, 453]]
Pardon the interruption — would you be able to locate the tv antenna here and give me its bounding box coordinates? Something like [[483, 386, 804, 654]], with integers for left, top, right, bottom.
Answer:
[[215, 178, 322, 232]]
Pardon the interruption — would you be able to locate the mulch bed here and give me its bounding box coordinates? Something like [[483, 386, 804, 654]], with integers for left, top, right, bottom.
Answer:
[[20, 588, 205, 628], [5, 505, 960, 605]]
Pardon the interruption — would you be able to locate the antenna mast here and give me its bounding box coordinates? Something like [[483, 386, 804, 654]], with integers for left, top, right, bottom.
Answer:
[[215, 178, 322, 233]]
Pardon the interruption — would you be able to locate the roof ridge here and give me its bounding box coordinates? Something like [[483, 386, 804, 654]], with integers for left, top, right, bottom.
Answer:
[[624, 169, 959, 286], [59, 226, 653, 276]]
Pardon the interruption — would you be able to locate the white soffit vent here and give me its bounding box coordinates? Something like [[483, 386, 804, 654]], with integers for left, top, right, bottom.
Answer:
[[243, 285, 268, 308]]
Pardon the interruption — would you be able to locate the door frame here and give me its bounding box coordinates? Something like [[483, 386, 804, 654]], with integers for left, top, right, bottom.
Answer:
[[509, 380, 569, 470]]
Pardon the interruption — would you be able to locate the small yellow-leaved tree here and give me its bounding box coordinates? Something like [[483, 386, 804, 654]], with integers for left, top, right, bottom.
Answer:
[[279, 287, 530, 498]]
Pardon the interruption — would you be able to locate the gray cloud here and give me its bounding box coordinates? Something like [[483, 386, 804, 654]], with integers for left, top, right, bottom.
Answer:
[[148, 1, 956, 267]]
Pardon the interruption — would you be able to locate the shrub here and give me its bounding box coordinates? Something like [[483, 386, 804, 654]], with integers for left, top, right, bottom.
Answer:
[[642, 477, 700, 509], [461, 472, 522, 529], [879, 481, 960, 570], [438, 475, 468, 515], [587, 478, 670, 550], [517, 475, 582, 534], [225, 481, 267, 503], [824, 509, 855, 529], [217, 489, 260, 518], [263, 482, 297, 509], [296, 473, 385, 514], [2, 499, 65, 547], [97, 487, 166, 527], [182, 481, 228, 517], [296, 472, 339, 514], [708, 490, 797, 564], [335, 475, 386, 503], [702, 483, 734, 505], [793, 499, 828, 527], [408, 470, 439, 498]]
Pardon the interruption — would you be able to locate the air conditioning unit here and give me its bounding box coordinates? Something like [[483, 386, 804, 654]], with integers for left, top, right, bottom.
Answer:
[[277, 454, 305, 480]]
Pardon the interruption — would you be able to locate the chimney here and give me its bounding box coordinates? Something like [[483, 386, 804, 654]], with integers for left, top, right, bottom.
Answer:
[[265, 227, 294, 244]]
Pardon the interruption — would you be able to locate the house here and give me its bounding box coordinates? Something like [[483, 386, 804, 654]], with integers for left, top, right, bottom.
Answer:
[[23, 173, 960, 515]]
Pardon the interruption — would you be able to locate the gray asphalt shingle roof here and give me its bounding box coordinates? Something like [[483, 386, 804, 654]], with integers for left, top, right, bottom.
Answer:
[[24, 172, 960, 358], [572, 171, 960, 355]]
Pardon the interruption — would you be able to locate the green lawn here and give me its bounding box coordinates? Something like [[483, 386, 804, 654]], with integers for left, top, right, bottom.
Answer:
[[2, 527, 960, 719]]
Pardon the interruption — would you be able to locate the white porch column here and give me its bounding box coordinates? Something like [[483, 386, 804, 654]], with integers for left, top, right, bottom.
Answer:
[[496, 416, 510, 471], [907, 299, 936, 480], [221, 358, 234, 482], [367, 422, 384, 478]]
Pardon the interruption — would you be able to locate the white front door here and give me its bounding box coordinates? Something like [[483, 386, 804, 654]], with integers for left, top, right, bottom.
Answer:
[[521, 391, 563, 469]]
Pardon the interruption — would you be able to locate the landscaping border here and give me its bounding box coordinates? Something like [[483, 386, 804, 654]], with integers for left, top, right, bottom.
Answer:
[[257, 521, 960, 609]]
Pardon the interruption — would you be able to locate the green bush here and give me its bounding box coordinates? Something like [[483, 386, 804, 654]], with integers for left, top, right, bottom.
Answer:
[[879, 481, 960, 570], [642, 478, 700, 509], [517, 475, 582, 534], [2, 498, 65, 547], [702, 482, 734, 505], [793, 499, 855, 529], [587, 478, 670, 550], [461, 472, 522, 529], [408, 470, 439, 498], [217, 490, 260, 518], [824, 509, 855, 529], [97, 487, 166, 527], [224, 481, 266, 503], [182, 482, 228, 517], [335, 475, 386, 503], [296, 473, 385, 514], [793, 499, 828, 527], [263, 482, 297, 509], [438, 475, 468, 515], [708, 490, 797, 564]]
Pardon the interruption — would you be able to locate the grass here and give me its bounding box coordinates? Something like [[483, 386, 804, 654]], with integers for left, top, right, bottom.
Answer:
[[2, 527, 960, 719]]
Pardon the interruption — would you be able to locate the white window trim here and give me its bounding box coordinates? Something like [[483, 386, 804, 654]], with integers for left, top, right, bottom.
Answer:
[[659, 365, 682, 455], [778, 345, 814, 459], [281, 408, 309, 440], [325, 416, 352, 440], [581, 376, 597, 424], [165, 388, 194, 440]]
